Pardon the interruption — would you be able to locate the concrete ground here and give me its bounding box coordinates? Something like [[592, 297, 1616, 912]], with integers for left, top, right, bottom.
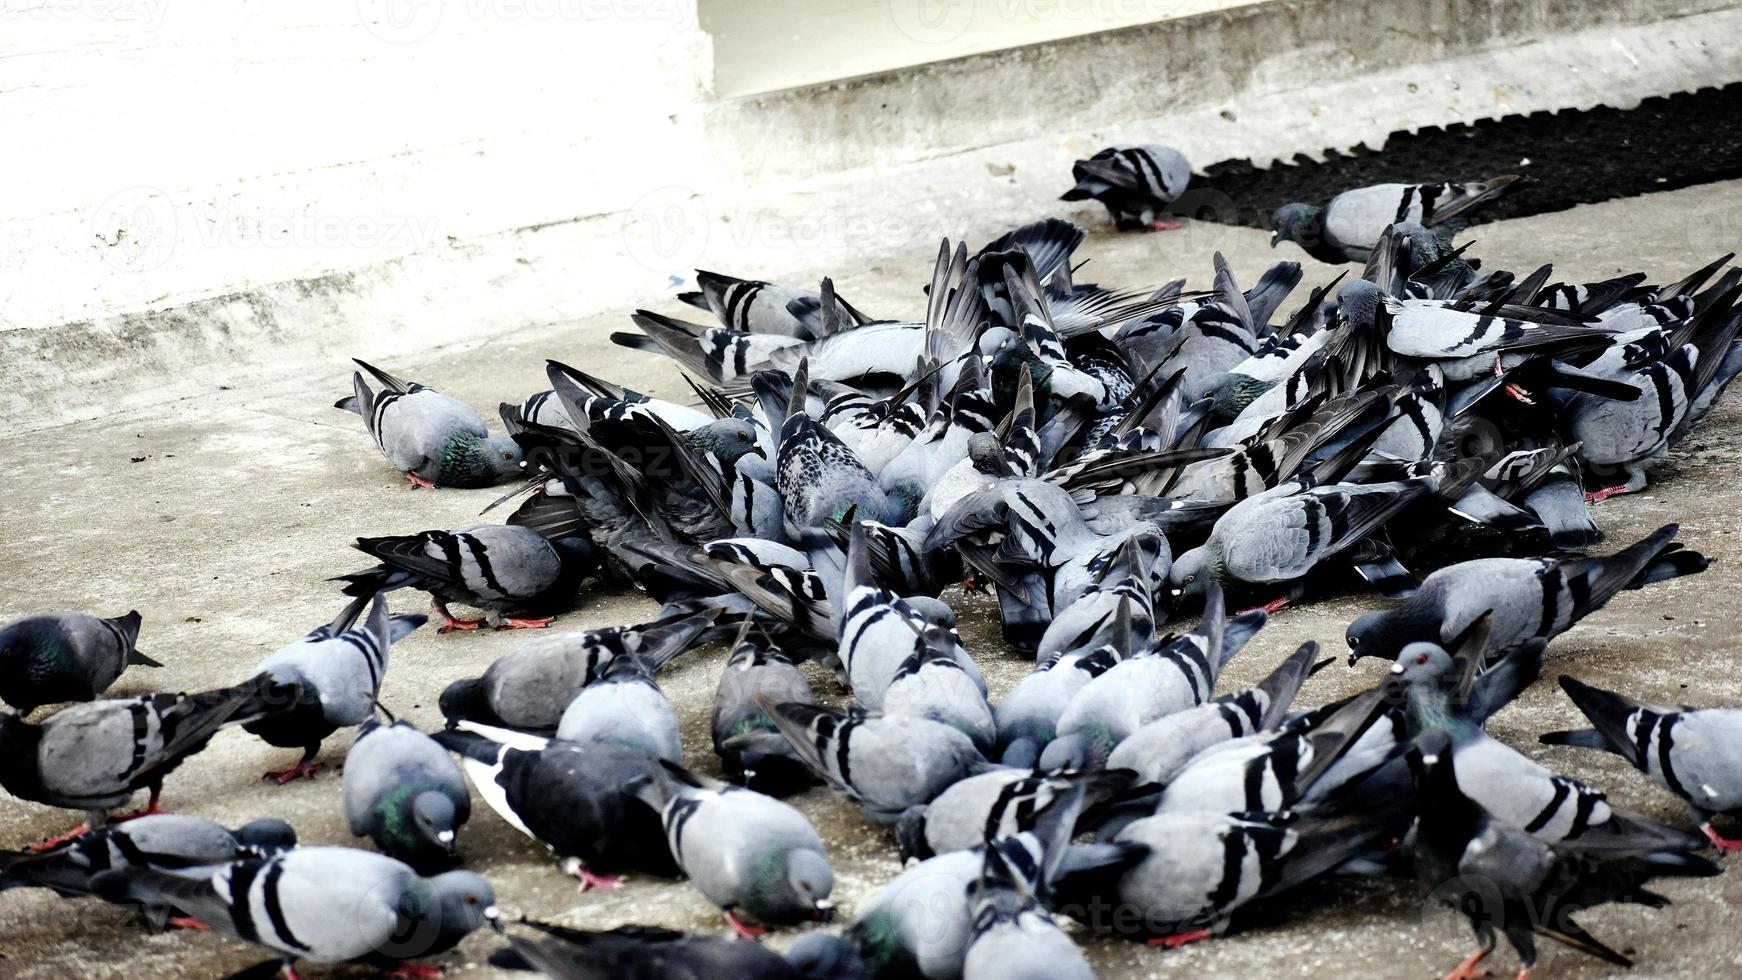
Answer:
[[5, 180, 1742, 979]]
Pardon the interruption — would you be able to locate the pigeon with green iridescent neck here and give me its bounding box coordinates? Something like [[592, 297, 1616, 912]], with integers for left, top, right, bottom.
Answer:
[[1270, 176, 1519, 264], [335, 357, 523, 488], [713, 623, 818, 796], [0, 610, 161, 712], [342, 718, 470, 872]]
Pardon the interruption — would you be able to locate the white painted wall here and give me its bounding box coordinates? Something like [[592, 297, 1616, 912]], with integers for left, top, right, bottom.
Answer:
[[0, 1, 712, 331]]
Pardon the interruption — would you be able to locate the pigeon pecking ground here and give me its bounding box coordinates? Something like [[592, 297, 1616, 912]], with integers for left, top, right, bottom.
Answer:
[[4, 179, 1742, 979]]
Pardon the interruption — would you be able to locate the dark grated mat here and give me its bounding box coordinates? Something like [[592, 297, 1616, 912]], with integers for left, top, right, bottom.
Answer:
[[1169, 82, 1742, 229]]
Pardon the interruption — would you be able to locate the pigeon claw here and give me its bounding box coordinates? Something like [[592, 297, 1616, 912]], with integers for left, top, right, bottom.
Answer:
[[167, 916, 211, 932], [1146, 220, 1184, 232], [384, 965, 445, 979], [1444, 946, 1493, 980], [570, 866, 625, 892], [1701, 822, 1742, 852], [434, 604, 485, 633], [499, 617, 555, 631], [1584, 485, 1633, 504], [1145, 927, 1212, 949], [263, 761, 325, 784], [25, 823, 92, 853], [405, 473, 438, 489], [1240, 597, 1290, 615], [1501, 382, 1536, 405], [726, 910, 767, 941]]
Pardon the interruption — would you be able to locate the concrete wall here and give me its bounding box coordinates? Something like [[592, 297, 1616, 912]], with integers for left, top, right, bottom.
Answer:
[[4, 0, 1739, 432]]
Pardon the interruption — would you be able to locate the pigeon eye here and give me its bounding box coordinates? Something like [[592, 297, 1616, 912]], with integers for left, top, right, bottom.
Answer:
[[1183, 575, 1195, 585], [465, 894, 478, 905], [502, 451, 514, 461], [1415, 653, 1429, 665], [1348, 636, 1361, 647]]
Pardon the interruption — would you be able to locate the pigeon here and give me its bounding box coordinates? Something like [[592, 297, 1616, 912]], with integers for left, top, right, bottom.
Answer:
[[994, 640, 1122, 769], [1169, 478, 1432, 607], [342, 718, 471, 872], [839, 523, 979, 710], [434, 724, 678, 887], [243, 595, 425, 783], [712, 622, 818, 795], [553, 644, 684, 763], [334, 522, 600, 632], [490, 919, 863, 980], [773, 363, 897, 533], [335, 357, 524, 488], [0, 672, 296, 847], [678, 270, 869, 339], [1270, 176, 1520, 263], [91, 846, 496, 976], [760, 699, 985, 824], [1040, 583, 1266, 771], [1104, 640, 1321, 788], [0, 814, 296, 904], [1060, 144, 1192, 231], [1346, 523, 1707, 667], [961, 845, 1095, 980], [0, 610, 160, 712], [894, 768, 1131, 863], [881, 625, 996, 753], [1541, 675, 1742, 851], [630, 760, 833, 936], [1407, 731, 1720, 980], [437, 609, 716, 731]]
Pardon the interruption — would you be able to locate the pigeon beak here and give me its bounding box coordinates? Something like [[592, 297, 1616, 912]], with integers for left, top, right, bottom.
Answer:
[[1389, 663, 1405, 675], [1347, 652, 1360, 667], [1269, 232, 1279, 248], [749, 445, 767, 459], [484, 905, 503, 931], [437, 829, 456, 847], [1169, 588, 1184, 597]]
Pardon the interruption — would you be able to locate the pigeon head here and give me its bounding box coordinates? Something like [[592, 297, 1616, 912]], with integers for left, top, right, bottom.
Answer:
[[232, 817, 298, 855], [1336, 279, 1385, 329], [775, 847, 836, 921], [1037, 732, 1091, 772], [1345, 603, 1435, 666], [903, 597, 957, 631], [412, 790, 460, 854], [423, 869, 498, 950], [1270, 203, 1324, 250], [435, 433, 524, 488], [999, 735, 1041, 770], [438, 676, 495, 727], [1389, 641, 1456, 685], [689, 418, 764, 466], [892, 806, 930, 864], [966, 432, 1011, 477], [977, 326, 1018, 359], [788, 930, 867, 980], [1167, 545, 1216, 601]]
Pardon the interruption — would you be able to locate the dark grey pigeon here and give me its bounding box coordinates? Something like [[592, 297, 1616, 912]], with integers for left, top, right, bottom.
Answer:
[[0, 673, 295, 847], [1346, 523, 1706, 667], [243, 595, 425, 783], [490, 919, 864, 980], [760, 699, 985, 825], [712, 622, 818, 796], [0, 814, 295, 901], [1542, 676, 1742, 852], [1271, 176, 1519, 263], [553, 647, 682, 763], [439, 609, 716, 731], [342, 718, 471, 872], [1407, 732, 1719, 980], [630, 760, 833, 936], [1060, 143, 1192, 230], [335, 357, 523, 488], [0, 610, 160, 712], [774, 361, 895, 534], [434, 723, 678, 888], [1168, 478, 1432, 604], [334, 522, 599, 633], [92, 846, 496, 976]]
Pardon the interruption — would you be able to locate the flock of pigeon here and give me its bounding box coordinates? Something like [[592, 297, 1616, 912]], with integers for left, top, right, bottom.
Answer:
[[5, 145, 1742, 980]]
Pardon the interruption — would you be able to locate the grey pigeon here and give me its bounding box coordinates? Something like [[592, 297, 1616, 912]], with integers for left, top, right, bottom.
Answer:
[[1346, 523, 1706, 666], [0, 814, 295, 902], [894, 768, 1131, 863], [0, 610, 160, 712], [91, 846, 496, 975], [761, 699, 985, 824], [1542, 676, 1742, 852], [439, 609, 716, 731], [961, 846, 1095, 980], [335, 357, 523, 488], [554, 646, 683, 762], [840, 523, 978, 709], [342, 718, 471, 872], [243, 595, 425, 783], [712, 622, 818, 795], [0, 672, 295, 845], [994, 640, 1122, 769], [490, 919, 863, 980], [434, 723, 678, 887], [335, 522, 600, 633], [881, 626, 996, 753], [1168, 478, 1432, 604], [1407, 732, 1719, 979], [1060, 144, 1192, 231], [679, 270, 868, 339], [1105, 640, 1321, 788], [1271, 176, 1519, 263], [774, 362, 896, 533], [1040, 583, 1266, 770], [630, 760, 833, 936]]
